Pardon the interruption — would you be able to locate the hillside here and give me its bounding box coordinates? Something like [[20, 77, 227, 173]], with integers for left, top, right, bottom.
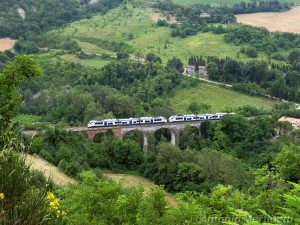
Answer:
[[171, 82, 278, 113], [47, 4, 272, 66], [22, 153, 176, 205], [22, 153, 76, 186]]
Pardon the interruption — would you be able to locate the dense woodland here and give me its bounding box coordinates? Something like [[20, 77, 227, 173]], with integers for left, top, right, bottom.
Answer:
[[19, 55, 183, 123]]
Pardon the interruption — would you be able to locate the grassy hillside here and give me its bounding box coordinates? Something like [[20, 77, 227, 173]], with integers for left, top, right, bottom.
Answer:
[[170, 82, 278, 113], [49, 5, 270, 66], [61, 54, 111, 68]]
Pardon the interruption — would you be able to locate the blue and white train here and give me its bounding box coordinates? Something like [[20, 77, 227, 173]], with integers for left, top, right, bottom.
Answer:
[[87, 113, 235, 128]]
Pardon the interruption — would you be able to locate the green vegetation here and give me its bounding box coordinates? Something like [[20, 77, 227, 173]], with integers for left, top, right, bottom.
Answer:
[[13, 114, 48, 130], [1, 1, 300, 224], [61, 54, 111, 68], [174, 0, 300, 5], [173, 0, 251, 5], [171, 82, 277, 113], [48, 5, 271, 65]]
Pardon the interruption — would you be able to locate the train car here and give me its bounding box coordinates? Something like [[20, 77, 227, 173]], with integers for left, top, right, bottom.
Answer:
[[88, 116, 167, 127], [139, 116, 167, 124], [169, 114, 206, 122], [118, 118, 141, 126], [169, 115, 185, 123], [169, 113, 235, 123], [88, 120, 104, 128], [88, 113, 235, 127], [88, 119, 119, 128]]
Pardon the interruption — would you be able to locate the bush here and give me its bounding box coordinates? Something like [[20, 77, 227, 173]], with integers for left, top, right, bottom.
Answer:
[[245, 47, 258, 58]]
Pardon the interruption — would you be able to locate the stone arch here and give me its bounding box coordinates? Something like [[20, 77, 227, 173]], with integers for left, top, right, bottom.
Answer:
[[178, 125, 201, 149], [93, 132, 109, 143], [154, 127, 172, 144], [86, 128, 122, 141], [122, 130, 144, 149]]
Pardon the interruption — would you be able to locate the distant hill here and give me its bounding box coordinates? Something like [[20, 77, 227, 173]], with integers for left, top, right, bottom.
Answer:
[[0, 0, 123, 39]]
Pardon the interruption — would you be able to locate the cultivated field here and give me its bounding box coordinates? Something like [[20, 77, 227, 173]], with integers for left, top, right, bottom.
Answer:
[[170, 82, 278, 113], [236, 6, 300, 34], [0, 38, 15, 52]]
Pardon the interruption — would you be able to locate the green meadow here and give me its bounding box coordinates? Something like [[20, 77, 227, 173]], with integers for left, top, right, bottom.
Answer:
[[51, 5, 273, 65], [170, 82, 278, 113], [61, 54, 111, 68]]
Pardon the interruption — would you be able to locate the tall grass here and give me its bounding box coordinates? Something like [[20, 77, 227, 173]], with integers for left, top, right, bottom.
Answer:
[[0, 134, 51, 225]]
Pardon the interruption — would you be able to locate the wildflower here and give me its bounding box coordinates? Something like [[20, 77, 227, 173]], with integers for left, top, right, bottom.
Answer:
[[56, 210, 67, 217], [49, 198, 59, 209], [46, 191, 55, 200], [0, 193, 4, 200]]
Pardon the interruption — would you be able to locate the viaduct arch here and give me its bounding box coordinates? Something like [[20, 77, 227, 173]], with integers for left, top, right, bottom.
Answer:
[[68, 122, 204, 153]]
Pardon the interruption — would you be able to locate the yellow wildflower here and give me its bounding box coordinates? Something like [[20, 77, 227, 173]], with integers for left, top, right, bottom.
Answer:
[[0, 193, 4, 200], [56, 210, 67, 217], [49, 198, 59, 209], [46, 191, 55, 200]]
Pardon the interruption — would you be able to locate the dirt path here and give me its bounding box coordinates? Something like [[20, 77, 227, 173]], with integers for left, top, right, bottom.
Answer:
[[22, 153, 76, 186], [148, 9, 177, 24], [104, 172, 177, 205], [0, 38, 16, 52], [236, 6, 300, 33]]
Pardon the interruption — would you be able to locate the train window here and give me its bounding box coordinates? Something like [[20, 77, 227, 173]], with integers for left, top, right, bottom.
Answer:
[[108, 122, 113, 125], [154, 119, 162, 121]]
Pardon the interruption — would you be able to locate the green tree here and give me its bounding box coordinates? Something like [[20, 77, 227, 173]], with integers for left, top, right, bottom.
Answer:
[[0, 55, 42, 139], [273, 144, 300, 182]]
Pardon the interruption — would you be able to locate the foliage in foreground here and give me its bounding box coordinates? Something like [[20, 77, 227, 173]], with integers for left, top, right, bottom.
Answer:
[[0, 137, 54, 225], [57, 171, 300, 225]]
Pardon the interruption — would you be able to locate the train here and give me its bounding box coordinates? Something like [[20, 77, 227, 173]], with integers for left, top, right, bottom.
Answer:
[[87, 113, 236, 128]]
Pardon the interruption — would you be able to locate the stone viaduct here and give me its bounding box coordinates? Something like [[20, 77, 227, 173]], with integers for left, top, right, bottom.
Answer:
[[67, 122, 206, 153]]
